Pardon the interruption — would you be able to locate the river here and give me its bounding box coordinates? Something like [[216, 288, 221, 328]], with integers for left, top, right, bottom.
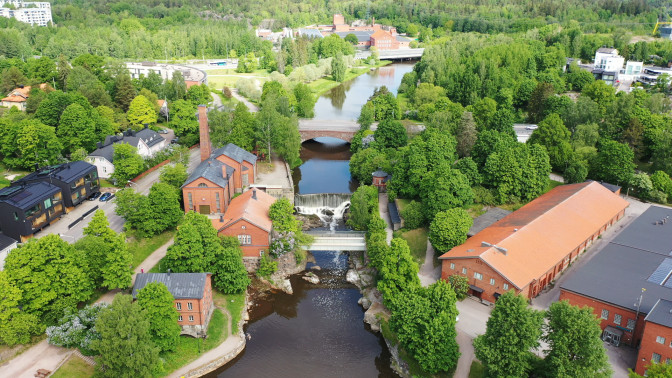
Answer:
[[210, 62, 414, 378]]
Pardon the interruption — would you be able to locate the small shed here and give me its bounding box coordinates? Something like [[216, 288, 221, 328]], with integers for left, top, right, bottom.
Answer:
[[388, 202, 401, 231], [467, 207, 512, 237], [372, 170, 389, 192]]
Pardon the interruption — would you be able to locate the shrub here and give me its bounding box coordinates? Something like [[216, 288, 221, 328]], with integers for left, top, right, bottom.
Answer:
[[401, 200, 425, 229], [222, 86, 232, 99], [46, 304, 107, 355], [473, 186, 496, 206], [257, 254, 277, 279], [448, 275, 469, 300]]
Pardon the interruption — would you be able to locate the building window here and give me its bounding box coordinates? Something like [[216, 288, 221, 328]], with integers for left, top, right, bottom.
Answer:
[[627, 319, 635, 331], [503, 283, 509, 290], [490, 278, 495, 285], [238, 235, 251, 245], [474, 272, 483, 280], [188, 193, 193, 209], [178, 316, 183, 322], [198, 183, 207, 188], [188, 302, 193, 310], [189, 315, 194, 322], [216, 192, 221, 212], [450, 263, 455, 270], [601, 309, 609, 320], [259, 250, 264, 257], [462, 267, 467, 275], [657, 336, 666, 344], [653, 353, 662, 363], [176, 303, 182, 310], [614, 314, 622, 325]]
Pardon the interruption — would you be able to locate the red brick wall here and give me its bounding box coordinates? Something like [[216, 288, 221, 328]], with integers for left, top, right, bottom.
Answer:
[[218, 219, 270, 257], [636, 321, 672, 375], [182, 177, 231, 214], [441, 258, 516, 302], [216, 155, 242, 190], [174, 274, 213, 327], [559, 290, 643, 347]]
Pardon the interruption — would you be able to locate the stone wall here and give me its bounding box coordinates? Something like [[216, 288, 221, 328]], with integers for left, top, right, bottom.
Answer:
[[243, 257, 261, 272]]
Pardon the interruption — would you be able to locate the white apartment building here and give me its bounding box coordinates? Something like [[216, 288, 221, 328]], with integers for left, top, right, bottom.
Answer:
[[0, 0, 52, 26], [594, 47, 625, 72]]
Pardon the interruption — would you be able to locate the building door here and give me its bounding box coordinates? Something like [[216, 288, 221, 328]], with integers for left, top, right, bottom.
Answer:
[[199, 205, 210, 214]]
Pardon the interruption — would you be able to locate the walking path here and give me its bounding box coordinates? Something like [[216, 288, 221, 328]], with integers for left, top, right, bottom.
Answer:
[[418, 241, 441, 287], [377, 193, 393, 244], [231, 88, 259, 112]]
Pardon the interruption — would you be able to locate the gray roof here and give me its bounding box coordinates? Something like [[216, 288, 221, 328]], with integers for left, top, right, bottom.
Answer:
[[388, 202, 401, 225], [586, 180, 621, 194], [0, 181, 61, 210], [182, 157, 234, 189], [597, 47, 618, 54], [395, 35, 411, 42], [89, 128, 164, 162], [15, 161, 96, 185], [0, 233, 18, 249], [335, 31, 373, 43], [645, 299, 672, 328], [468, 207, 512, 237], [213, 143, 257, 165], [132, 273, 210, 299], [561, 206, 672, 315], [372, 170, 388, 178], [298, 28, 323, 39]]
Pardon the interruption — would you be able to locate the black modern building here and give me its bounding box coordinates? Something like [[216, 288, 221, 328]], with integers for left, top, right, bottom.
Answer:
[[0, 182, 64, 242], [14, 161, 100, 209]]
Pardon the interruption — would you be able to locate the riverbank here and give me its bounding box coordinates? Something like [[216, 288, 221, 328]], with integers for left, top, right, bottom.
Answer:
[[308, 60, 393, 97]]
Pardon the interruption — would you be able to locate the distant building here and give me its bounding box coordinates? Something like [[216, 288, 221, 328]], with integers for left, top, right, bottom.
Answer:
[[125, 62, 206, 85], [371, 170, 389, 191], [559, 205, 672, 375], [0, 233, 18, 270], [660, 27, 672, 40], [592, 47, 625, 86], [133, 273, 214, 338], [157, 99, 169, 119], [1, 84, 48, 111], [297, 28, 324, 39], [212, 188, 276, 257], [0, 0, 52, 26], [87, 126, 166, 179], [370, 29, 399, 50], [440, 182, 629, 304], [335, 31, 373, 47]]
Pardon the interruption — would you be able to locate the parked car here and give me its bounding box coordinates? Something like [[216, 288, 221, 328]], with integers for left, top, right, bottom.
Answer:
[[88, 191, 101, 200], [525, 125, 538, 130], [170, 137, 179, 144], [99, 192, 113, 202], [158, 129, 168, 134]]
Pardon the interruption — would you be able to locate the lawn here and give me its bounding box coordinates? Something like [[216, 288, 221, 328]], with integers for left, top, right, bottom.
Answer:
[[469, 361, 486, 378], [160, 308, 228, 376], [51, 355, 95, 378], [127, 230, 176, 269], [0, 176, 10, 188], [396, 198, 411, 213], [99, 179, 115, 188], [399, 227, 428, 266], [213, 291, 246, 334]]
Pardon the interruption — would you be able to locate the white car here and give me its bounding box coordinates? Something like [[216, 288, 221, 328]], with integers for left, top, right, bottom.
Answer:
[[525, 125, 538, 130]]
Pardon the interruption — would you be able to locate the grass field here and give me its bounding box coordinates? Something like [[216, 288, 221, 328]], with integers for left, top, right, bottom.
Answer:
[[214, 291, 246, 334], [469, 361, 486, 378], [51, 355, 95, 378], [399, 227, 428, 266], [127, 230, 176, 269]]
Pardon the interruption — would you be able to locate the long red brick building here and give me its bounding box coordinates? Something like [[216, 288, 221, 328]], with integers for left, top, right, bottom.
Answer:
[[440, 181, 629, 303], [561, 205, 672, 375]]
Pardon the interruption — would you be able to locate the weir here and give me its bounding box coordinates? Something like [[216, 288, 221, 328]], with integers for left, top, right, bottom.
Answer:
[[294, 193, 352, 231]]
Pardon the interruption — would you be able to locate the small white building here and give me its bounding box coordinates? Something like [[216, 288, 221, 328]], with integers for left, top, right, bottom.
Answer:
[[0, 0, 52, 26], [87, 127, 166, 179], [594, 47, 625, 72], [0, 233, 18, 270]]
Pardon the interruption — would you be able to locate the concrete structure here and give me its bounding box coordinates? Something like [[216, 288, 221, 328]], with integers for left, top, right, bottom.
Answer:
[[87, 126, 166, 179], [440, 182, 629, 303], [212, 189, 275, 257], [1, 84, 47, 111], [125, 62, 206, 85], [0, 233, 18, 270], [0, 0, 52, 26], [133, 273, 214, 338], [303, 230, 366, 251], [560, 205, 672, 375]]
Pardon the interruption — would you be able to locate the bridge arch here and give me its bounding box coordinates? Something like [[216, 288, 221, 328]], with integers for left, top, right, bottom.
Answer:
[[299, 130, 355, 143]]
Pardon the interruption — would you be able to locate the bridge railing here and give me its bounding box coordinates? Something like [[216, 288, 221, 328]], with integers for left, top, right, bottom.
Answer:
[[304, 230, 366, 238]]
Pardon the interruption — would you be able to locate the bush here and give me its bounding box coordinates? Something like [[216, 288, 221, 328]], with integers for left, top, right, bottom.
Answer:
[[448, 275, 469, 300], [473, 186, 496, 206], [257, 254, 277, 278], [46, 304, 107, 355], [222, 86, 232, 99], [401, 200, 425, 229]]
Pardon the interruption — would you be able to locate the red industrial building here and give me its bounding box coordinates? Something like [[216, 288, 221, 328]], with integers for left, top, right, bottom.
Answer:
[[440, 181, 629, 304]]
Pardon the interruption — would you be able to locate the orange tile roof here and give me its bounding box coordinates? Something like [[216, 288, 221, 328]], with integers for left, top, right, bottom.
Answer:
[[439, 181, 629, 289], [371, 29, 394, 40], [2, 84, 49, 102], [185, 80, 200, 89], [157, 99, 166, 107], [1, 95, 27, 103], [214, 189, 276, 232]]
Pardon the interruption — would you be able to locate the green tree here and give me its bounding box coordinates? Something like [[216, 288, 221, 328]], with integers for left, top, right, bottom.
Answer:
[[420, 164, 474, 220], [456, 111, 477, 157], [349, 147, 389, 184], [448, 275, 469, 300], [92, 294, 160, 377], [82, 210, 132, 289], [629, 362, 672, 377], [377, 238, 421, 309], [159, 163, 188, 190], [346, 185, 378, 231], [4, 234, 93, 326], [186, 84, 212, 106], [144, 182, 183, 235], [429, 208, 473, 253], [56, 55, 70, 90], [2, 119, 63, 170], [358, 102, 375, 128], [0, 271, 44, 346], [269, 198, 300, 233], [293, 83, 315, 118], [344, 33, 359, 45], [528, 113, 572, 172], [591, 140, 635, 186], [474, 291, 544, 378], [127, 95, 158, 130], [564, 157, 589, 184], [114, 188, 149, 231], [170, 99, 198, 139], [35, 90, 73, 127], [543, 300, 611, 378], [651, 171, 672, 201], [136, 282, 181, 353], [57, 103, 97, 153], [331, 52, 347, 82], [374, 119, 407, 149], [1, 66, 27, 94], [400, 200, 425, 229], [70, 147, 88, 161], [566, 63, 595, 92], [582, 80, 616, 115], [114, 73, 136, 111], [528, 82, 555, 123], [212, 236, 251, 294], [27, 56, 56, 83], [111, 143, 145, 184]]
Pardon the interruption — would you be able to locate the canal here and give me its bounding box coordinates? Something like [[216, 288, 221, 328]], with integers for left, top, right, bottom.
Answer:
[[210, 62, 415, 378]]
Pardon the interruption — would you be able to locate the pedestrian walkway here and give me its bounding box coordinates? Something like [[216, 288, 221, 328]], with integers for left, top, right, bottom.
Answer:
[[377, 193, 393, 244], [418, 240, 441, 287]]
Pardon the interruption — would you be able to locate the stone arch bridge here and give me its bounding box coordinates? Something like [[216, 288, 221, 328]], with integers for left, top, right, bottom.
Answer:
[[298, 119, 364, 143]]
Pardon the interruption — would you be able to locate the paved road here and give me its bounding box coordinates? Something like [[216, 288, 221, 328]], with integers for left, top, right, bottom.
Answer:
[[230, 88, 259, 112]]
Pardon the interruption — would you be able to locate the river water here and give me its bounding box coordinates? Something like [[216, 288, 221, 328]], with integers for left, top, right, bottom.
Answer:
[[211, 62, 414, 378]]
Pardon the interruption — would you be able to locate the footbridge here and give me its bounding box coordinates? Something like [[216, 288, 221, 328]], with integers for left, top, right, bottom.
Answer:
[[355, 48, 424, 61], [303, 230, 366, 251]]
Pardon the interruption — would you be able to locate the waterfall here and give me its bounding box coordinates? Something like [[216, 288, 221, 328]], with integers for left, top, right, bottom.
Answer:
[[295, 193, 351, 231]]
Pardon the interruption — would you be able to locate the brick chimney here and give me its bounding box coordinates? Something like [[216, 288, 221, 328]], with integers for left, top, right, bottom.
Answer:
[[198, 105, 211, 162]]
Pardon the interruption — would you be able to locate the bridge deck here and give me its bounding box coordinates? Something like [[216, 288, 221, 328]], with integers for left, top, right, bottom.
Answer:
[[304, 230, 366, 251]]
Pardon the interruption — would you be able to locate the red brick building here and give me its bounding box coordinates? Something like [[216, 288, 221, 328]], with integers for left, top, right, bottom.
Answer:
[[133, 272, 214, 338], [440, 181, 629, 303], [372, 170, 388, 191], [212, 188, 276, 257], [560, 205, 672, 375], [370, 29, 399, 50], [182, 105, 257, 215]]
